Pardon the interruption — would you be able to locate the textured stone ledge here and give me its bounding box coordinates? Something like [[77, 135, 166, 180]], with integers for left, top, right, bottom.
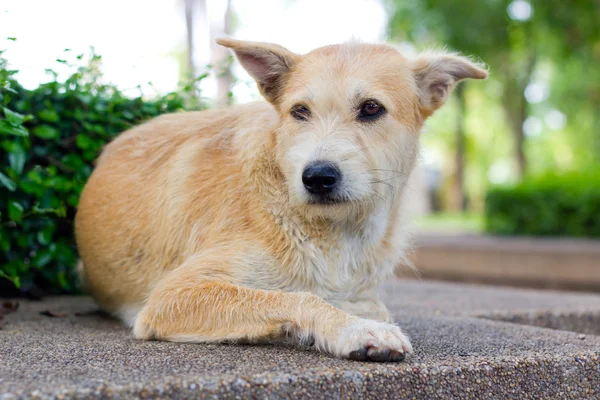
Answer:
[[2, 280, 600, 399]]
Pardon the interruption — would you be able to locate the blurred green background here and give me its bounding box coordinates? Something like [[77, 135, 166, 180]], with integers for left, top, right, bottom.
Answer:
[[1, 0, 598, 296], [389, 0, 600, 216]]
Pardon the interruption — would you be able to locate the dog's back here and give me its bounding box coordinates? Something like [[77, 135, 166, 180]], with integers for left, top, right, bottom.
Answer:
[[75, 103, 277, 318]]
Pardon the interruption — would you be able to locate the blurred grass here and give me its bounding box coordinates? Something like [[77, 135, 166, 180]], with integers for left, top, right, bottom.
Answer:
[[415, 212, 484, 233]]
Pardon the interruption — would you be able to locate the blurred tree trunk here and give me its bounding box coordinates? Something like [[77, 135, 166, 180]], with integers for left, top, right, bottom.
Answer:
[[210, 0, 234, 105], [184, 0, 207, 101], [503, 77, 527, 179], [502, 51, 536, 180], [450, 84, 467, 211], [184, 0, 196, 80]]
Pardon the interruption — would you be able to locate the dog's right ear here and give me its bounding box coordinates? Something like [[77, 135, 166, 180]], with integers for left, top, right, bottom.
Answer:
[[412, 52, 488, 119], [217, 38, 299, 104]]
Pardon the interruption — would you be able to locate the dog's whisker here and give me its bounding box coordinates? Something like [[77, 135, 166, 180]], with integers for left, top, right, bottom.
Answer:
[[371, 177, 403, 185], [367, 169, 407, 175]]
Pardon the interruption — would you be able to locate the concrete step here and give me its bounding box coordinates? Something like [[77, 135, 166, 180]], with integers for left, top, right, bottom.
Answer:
[[1, 280, 600, 399]]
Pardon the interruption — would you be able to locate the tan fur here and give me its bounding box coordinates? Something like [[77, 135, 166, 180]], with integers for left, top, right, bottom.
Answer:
[[75, 39, 486, 361]]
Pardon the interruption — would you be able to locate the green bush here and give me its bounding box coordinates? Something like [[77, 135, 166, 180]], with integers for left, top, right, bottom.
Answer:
[[484, 171, 600, 238], [1, 49, 205, 296]]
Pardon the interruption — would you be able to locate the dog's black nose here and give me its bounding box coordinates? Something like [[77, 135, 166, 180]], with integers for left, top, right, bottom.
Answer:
[[302, 162, 341, 196]]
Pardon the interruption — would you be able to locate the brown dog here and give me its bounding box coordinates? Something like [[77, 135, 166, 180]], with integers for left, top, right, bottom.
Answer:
[[75, 39, 486, 362]]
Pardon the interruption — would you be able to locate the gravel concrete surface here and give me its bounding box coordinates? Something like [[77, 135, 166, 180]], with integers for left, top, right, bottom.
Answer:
[[1, 279, 599, 399]]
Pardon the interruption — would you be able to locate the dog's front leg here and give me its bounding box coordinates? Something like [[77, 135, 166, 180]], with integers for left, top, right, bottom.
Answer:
[[334, 298, 394, 323], [133, 255, 412, 362]]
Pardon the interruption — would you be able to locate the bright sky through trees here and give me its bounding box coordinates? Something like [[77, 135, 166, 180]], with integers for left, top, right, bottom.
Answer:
[[0, 0, 387, 101]]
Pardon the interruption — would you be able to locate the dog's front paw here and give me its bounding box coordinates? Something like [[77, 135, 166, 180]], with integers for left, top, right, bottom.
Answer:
[[325, 318, 413, 362]]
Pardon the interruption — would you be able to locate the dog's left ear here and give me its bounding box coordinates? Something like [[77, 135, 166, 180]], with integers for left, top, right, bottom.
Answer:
[[413, 52, 488, 118], [217, 38, 299, 105]]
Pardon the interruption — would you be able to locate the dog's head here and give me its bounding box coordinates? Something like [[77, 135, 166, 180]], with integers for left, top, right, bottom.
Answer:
[[218, 39, 487, 220]]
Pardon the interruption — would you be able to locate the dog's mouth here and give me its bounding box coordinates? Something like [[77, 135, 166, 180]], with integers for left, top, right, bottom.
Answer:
[[307, 194, 350, 206]]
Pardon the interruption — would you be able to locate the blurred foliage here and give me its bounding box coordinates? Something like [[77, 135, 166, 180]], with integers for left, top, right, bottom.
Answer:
[[0, 48, 205, 296], [485, 170, 600, 237], [388, 0, 600, 210], [416, 212, 483, 234]]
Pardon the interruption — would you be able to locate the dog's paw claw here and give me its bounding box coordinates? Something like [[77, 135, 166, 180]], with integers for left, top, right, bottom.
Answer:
[[349, 346, 406, 362], [367, 347, 391, 362], [349, 348, 368, 361], [390, 349, 406, 362]]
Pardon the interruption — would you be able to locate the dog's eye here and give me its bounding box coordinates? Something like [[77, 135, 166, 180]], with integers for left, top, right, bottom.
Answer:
[[291, 104, 311, 121], [358, 100, 385, 122]]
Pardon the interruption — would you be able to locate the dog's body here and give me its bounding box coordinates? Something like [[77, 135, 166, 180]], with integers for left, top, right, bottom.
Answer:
[[76, 40, 486, 362]]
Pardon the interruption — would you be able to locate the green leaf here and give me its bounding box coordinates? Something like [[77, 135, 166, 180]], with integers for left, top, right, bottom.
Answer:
[[16, 233, 29, 248], [55, 204, 67, 218], [2, 107, 25, 127], [62, 154, 84, 170], [33, 125, 60, 139], [38, 109, 60, 123], [8, 201, 24, 223], [32, 250, 53, 268], [37, 226, 55, 246], [7, 37, 16, 41], [0, 172, 17, 191], [8, 148, 26, 175], [76, 133, 93, 149], [0, 270, 20, 288], [0, 228, 10, 252], [57, 271, 69, 289], [0, 120, 28, 137]]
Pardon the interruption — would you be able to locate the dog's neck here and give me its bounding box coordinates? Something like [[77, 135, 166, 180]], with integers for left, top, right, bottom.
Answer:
[[241, 140, 407, 293]]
